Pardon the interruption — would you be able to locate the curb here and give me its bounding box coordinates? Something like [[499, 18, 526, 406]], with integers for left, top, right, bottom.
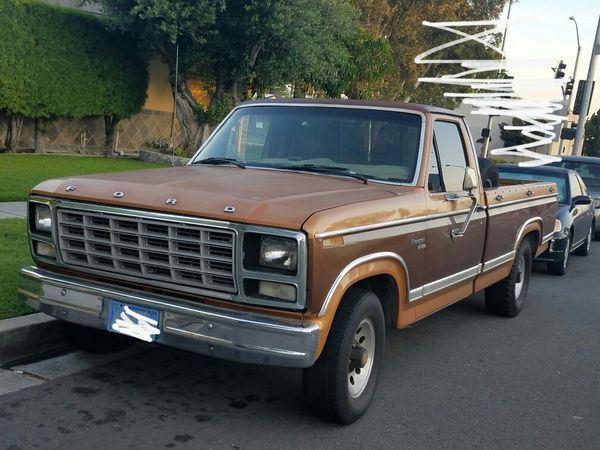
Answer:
[[0, 313, 70, 367]]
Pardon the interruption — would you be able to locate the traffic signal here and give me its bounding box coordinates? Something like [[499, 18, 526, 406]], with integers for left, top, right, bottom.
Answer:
[[554, 60, 566, 79], [565, 79, 575, 96]]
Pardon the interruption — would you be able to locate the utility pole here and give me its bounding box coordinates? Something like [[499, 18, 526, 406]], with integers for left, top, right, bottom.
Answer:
[[573, 15, 600, 156], [482, 0, 514, 157]]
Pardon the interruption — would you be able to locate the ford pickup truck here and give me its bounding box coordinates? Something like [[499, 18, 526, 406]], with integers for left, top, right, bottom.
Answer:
[[18, 99, 557, 423]]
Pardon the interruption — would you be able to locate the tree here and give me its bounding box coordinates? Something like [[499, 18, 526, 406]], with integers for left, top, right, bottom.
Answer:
[[583, 111, 600, 157], [0, 0, 148, 153], [94, 0, 362, 150], [355, 0, 507, 107], [499, 118, 533, 148]]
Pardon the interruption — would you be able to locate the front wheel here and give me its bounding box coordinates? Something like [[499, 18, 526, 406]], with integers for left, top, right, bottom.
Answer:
[[485, 239, 532, 317], [303, 288, 385, 424]]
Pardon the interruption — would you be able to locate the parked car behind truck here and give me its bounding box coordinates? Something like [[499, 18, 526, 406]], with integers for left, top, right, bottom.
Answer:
[[498, 164, 594, 275], [18, 99, 557, 423], [549, 155, 600, 240]]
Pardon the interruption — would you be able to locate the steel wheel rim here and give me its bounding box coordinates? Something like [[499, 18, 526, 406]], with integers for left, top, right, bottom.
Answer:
[[348, 318, 375, 398], [563, 237, 570, 269], [514, 253, 526, 299]]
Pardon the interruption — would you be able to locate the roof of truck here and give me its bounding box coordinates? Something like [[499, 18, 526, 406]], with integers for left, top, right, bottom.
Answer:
[[239, 98, 463, 117]]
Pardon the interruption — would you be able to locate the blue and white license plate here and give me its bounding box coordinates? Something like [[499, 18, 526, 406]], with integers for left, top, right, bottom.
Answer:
[[107, 301, 161, 343]]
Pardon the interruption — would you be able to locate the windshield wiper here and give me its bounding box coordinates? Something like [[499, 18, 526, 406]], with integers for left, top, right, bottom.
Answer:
[[276, 163, 368, 184], [192, 157, 246, 169]]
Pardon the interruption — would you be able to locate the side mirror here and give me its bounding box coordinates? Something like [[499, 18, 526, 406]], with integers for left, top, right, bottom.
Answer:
[[463, 167, 478, 192], [572, 195, 592, 206]]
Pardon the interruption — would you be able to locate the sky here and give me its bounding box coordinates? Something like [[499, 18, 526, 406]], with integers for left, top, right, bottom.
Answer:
[[501, 0, 600, 117]]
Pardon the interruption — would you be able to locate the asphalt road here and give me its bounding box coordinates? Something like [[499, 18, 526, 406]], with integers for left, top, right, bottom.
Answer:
[[1, 244, 599, 449]]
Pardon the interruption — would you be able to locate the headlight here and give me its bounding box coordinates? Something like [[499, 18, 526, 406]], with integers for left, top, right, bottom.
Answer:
[[259, 236, 297, 271], [34, 204, 52, 233]]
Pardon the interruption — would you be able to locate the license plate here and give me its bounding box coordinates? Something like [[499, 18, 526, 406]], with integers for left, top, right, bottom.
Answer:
[[107, 301, 161, 343]]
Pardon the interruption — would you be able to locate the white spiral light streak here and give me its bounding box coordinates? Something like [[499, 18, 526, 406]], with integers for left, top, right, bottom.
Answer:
[[415, 20, 566, 166]]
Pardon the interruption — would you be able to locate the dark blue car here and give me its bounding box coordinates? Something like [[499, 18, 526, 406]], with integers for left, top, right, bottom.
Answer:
[[498, 164, 594, 276], [548, 155, 600, 240]]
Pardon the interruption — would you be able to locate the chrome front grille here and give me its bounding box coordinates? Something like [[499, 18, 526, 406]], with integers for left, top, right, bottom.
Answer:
[[56, 208, 236, 293]]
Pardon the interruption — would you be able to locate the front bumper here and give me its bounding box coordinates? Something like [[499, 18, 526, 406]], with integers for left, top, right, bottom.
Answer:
[[17, 266, 320, 368], [535, 235, 569, 262]]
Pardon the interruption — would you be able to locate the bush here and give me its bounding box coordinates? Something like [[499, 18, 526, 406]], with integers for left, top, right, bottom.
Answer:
[[0, 0, 148, 120]]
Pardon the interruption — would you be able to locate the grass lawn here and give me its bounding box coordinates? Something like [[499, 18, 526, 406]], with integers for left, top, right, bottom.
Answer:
[[0, 154, 166, 201], [0, 218, 34, 320]]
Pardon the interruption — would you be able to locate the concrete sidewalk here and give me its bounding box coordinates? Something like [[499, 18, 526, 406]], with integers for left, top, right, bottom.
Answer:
[[0, 202, 26, 219]]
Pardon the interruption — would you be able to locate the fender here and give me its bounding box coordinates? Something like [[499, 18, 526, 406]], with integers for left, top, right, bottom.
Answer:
[[309, 252, 410, 358], [515, 217, 544, 256]]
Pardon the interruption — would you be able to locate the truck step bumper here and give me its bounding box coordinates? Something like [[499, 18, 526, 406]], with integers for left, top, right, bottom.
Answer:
[[17, 266, 320, 368]]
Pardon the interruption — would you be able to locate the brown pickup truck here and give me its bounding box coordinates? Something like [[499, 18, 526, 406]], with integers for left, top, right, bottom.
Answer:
[[19, 99, 557, 423]]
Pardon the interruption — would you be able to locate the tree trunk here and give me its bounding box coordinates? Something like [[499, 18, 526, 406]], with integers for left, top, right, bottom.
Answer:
[[104, 115, 119, 156], [4, 114, 23, 152], [175, 81, 204, 152], [34, 118, 46, 153]]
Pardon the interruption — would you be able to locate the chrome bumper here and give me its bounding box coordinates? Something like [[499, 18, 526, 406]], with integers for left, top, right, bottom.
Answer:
[[17, 266, 320, 368]]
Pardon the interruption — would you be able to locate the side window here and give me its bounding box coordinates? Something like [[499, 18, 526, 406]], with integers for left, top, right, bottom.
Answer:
[[433, 121, 468, 192], [577, 176, 588, 196], [570, 174, 583, 197]]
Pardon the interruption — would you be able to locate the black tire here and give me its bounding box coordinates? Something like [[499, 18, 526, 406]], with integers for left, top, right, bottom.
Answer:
[[303, 288, 385, 424], [594, 231, 600, 241], [547, 234, 570, 276], [574, 227, 592, 256], [64, 322, 134, 354], [485, 239, 532, 317]]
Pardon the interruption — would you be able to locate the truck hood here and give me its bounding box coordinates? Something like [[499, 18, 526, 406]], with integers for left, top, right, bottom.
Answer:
[[31, 166, 398, 229]]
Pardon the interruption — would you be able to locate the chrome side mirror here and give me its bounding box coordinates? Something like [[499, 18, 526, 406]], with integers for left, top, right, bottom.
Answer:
[[463, 167, 478, 192]]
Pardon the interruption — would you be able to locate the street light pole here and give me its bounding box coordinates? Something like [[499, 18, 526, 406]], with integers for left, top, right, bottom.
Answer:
[[568, 16, 582, 113], [559, 16, 582, 155], [482, 0, 514, 157], [573, 15, 600, 156]]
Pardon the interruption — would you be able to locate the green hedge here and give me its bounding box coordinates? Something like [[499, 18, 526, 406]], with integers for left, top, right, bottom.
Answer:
[[0, 0, 148, 119]]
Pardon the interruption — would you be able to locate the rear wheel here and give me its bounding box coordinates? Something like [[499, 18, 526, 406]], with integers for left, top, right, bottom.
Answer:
[[574, 227, 592, 256], [548, 234, 570, 276], [303, 288, 385, 424], [64, 322, 134, 354], [485, 239, 532, 317]]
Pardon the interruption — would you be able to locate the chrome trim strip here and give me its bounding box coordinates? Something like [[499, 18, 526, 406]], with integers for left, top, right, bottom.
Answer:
[[408, 264, 482, 303], [514, 216, 544, 250], [487, 194, 556, 211], [164, 326, 307, 357], [482, 251, 516, 272], [315, 208, 472, 239], [318, 252, 409, 317], [189, 102, 427, 187], [542, 232, 554, 244]]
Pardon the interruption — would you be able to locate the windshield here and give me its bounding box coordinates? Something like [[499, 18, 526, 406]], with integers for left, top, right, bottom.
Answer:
[[499, 171, 568, 203], [549, 161, 600, 189], [193, 105, 423, 184]]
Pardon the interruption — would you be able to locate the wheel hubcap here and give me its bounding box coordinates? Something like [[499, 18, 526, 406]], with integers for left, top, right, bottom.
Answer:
[[348, 318, 375, 398], [514, 253, 525, 298], [563, 237, 570, 269]]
